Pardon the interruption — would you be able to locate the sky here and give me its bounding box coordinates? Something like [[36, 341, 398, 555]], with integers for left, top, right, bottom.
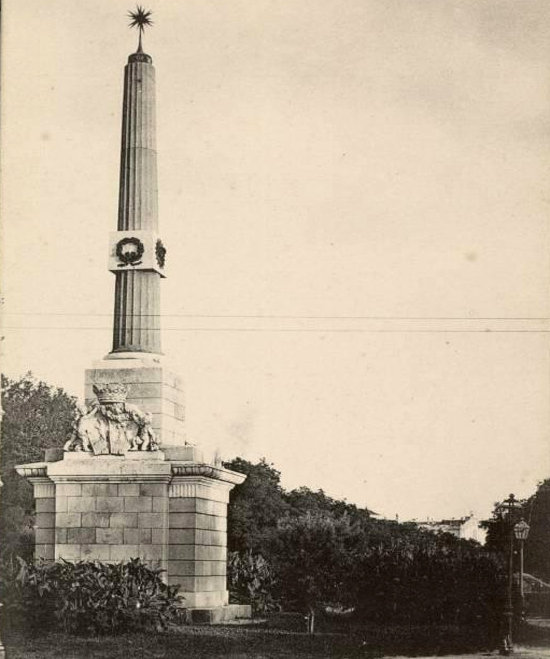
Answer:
[[2, 0, 550, 521]]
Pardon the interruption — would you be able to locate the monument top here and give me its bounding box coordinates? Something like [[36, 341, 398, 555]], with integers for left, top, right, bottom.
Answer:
[[128, 5, 153, 55]]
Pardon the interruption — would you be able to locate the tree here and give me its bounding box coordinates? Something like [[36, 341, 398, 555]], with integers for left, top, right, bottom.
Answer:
[[269, 512, 361, 632], [481, 500, 527, 555], [284, 486, 372, 523], [224, 457, 290, 553], [523, 479, 550, 583], [0, 373, 78, 557], [481, 482, 550, 583]]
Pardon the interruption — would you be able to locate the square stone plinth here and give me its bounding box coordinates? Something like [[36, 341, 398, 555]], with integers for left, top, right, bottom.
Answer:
[[18, 454, 246, 617], [85, 357, 185, 447], [45, 455, 171, 569]]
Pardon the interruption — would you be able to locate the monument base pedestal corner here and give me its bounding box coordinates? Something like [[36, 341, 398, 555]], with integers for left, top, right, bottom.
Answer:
[[183, 604, 252, 625]]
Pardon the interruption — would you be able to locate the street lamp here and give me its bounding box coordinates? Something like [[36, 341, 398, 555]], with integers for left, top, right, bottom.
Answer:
[[498, 493, 523, 656], [513, 519, 530, 624]]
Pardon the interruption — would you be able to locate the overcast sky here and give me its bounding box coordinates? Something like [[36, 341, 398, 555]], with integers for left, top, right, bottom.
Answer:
[[2, 0, 550, 521]]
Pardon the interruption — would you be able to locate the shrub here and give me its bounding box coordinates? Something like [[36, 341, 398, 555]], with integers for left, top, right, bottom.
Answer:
[[228, 551, 277, 615], [1, 557, 183, 634], [352, 529, 506, 631], [268, 512, 363, 632]]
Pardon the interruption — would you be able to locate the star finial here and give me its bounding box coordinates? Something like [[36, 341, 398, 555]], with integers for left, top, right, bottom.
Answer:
[[128, 6, 153, 53]]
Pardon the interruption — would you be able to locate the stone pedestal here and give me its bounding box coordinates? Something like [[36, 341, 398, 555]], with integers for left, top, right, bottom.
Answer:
[[86, 356, 185, 447], [16, 452, 247, 618]]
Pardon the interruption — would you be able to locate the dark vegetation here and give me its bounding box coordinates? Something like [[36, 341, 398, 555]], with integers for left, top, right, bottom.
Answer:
[[1, 557, 181, 634], [0, 373, 78, 559], [225, 456, 506, 632], [1, 373, 548, 655], [481, 480, 550, 583]]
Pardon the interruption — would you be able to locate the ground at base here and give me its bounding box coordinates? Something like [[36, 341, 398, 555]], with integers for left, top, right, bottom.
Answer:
[[2, 619, 550, 659]]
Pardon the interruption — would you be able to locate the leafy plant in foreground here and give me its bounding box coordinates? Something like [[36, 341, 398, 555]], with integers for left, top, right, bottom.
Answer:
[[228, 550, 277, 615], [2, 557, 183, 634]]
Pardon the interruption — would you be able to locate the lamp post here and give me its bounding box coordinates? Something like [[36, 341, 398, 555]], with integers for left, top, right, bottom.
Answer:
[[513, 519, 530, 625], [498, 493, 523, 656]]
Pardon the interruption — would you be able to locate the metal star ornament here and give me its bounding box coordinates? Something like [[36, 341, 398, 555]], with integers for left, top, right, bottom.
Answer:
[[128, 6, 153, 52]]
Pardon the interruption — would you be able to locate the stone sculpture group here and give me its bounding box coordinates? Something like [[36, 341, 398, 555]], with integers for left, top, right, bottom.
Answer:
[[64, 383, 158, 455]]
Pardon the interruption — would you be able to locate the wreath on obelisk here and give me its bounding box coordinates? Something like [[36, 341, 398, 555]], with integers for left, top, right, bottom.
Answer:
[[116, 237, 144, 266]]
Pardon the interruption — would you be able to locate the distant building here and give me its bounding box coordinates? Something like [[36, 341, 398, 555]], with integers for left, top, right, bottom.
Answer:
[[415, 514, 487, 544]]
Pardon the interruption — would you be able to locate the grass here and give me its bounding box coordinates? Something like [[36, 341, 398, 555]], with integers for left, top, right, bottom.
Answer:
[[1, 619, 514, 659]]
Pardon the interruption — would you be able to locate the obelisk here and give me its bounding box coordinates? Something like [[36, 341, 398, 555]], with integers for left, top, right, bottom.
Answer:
[[16, 9, 250, 622], [111, 34, 161, 356], [86, 9, 184, 446]]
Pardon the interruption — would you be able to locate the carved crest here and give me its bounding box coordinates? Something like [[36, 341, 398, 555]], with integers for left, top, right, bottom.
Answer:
[[64, 383, 159, 455]]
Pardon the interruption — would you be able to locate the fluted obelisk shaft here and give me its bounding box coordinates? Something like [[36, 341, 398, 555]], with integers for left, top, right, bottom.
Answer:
[[111, 50, 161, 355]]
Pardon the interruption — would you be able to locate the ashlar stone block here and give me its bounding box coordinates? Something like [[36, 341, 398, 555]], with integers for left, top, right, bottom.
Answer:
[[35, 512, 55, 528], [56, 544, 82, 560], [110, 545, 139, 561], [82, 512, 110, 528], [124, 497, 152, 512], [36, 498, 55, 513], [152, 496, 168, 512], [36, 528, 55, 544], [67, 497, 96, 513], [118, 484, 140, 497], [56, 513, 81, 528], [138, 513, 165, 528], [67, 528, 96, 544], [151, 528, 166, 544], [168, 560, 226, 577], [178, 576, 227, 593], [95, 497, 124, 513], [110, 513, 138, 527], [140, 483, 166, 497], [123, 528, 152, 544], [55, 497, 68, 512], [97, 528, 124, 544], [56, 484, 82, 497], [169, 513, 226, 531], [141, 544, 164, 561], [83, 484, 118, 497], [81, 544, 110, 561]]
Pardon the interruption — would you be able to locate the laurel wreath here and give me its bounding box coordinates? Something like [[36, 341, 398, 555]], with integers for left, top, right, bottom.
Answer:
[[155, 239, 166, 268], [116, 237, 144, 266]]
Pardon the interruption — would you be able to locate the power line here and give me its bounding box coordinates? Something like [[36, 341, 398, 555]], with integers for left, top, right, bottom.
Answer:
[[2, 327, 548, 334], [2, 312, 548, 321]]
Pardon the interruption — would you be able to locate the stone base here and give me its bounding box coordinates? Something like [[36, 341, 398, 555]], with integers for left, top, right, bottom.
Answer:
[[16, 454, 246, 618], [184, 604, 252, 625]]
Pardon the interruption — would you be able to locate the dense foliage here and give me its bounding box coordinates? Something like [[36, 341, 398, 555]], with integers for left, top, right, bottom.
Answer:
[[1, 557, 182, 634], [227, 551, 277, 615], [482, 480, 550, 583], [263, 512, 505, 631], [352, 527, 505, 627], [269, 513, 360, 631], [224, 457, 372, 555], [226, 458, 506, 632], [0, 373, 78, 558], [224, 457, 290, 553]]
